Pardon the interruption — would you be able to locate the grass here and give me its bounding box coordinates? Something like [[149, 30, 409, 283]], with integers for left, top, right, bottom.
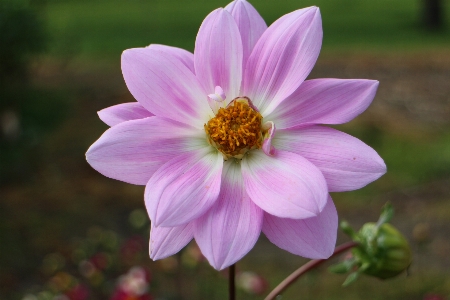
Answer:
[[44, 0, 450, 62]]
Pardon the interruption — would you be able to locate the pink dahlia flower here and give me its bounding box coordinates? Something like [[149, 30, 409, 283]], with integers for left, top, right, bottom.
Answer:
[[86, 0, 386, 270]]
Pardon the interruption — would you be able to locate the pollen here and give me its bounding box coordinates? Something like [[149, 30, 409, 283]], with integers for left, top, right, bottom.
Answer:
[[205, 97, 263, 159]]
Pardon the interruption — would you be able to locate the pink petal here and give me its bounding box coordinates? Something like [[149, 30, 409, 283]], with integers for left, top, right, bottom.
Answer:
[[194, 161, 263, 270], [242, 6, 322, 116], [225, 0, 267, 69], [241, 149, 328, 219], [121, 48, 210, 128], [145, 148, 223, 227], [149, 222, 194, 260], [98, 102, 153, 127], [86, 117, 205, 185], [194, 8, 243, 103], [263, 195, 337, 259], [266, 79, 379, 128], [147, 44, 195, 73], [207, 86, 227, 114], [261, 121, 275, 156], [273, 126, 386, 192]]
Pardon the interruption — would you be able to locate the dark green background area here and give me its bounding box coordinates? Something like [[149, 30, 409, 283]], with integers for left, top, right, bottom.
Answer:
[[1, 0, 449, 299], [45, 0, 450, 60]]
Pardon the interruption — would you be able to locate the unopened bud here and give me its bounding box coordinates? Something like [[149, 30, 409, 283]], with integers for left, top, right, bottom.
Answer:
[[356, 222, 412, 279], [330, 203, 412, 285]]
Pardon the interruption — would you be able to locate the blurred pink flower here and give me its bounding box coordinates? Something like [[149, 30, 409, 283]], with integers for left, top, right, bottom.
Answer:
[[237, 271, 268, 295], [110, 267, 152, 300], [86, 0, 386, 270]]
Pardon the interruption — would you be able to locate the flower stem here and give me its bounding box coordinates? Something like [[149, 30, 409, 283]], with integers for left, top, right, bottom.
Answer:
[[229, 263, 236, 300], [264, 241, 359, 300]]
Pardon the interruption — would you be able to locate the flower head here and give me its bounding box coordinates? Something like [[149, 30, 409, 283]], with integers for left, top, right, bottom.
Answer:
[[86, 0, 386, 270]]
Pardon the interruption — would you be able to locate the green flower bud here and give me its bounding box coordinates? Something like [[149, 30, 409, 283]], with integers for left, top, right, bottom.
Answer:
[[330, 203, 412, 285], [355, 222, 412, 279]]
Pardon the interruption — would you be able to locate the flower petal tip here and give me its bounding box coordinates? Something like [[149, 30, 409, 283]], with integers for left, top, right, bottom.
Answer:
[[209, 256, 242, 271], [304, 6, 321, 22], [149, 224, 194, 261], [121, 48, 134, 60], [149, 248, 163, 261], [366, 79, 380, 91], [305, 5, 319, 12], [378, 160, 388, 177], [149, 244, 175, 261], [207, 259, 231, 271], [262, 196, 337, 259]]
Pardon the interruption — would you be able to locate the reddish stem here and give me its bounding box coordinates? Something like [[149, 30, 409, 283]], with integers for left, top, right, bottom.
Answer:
[[264, 241, 359, 300]]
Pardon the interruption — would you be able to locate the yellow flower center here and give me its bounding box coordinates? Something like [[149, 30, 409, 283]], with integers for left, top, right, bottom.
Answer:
[[204, 97, 263, 159]]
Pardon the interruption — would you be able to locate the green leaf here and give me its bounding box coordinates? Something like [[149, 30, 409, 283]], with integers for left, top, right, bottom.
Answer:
[[329, 259, 356, 274], [377, 202, 394, 226], [342, 272, 360, 287], [340, 221, 358, 240]]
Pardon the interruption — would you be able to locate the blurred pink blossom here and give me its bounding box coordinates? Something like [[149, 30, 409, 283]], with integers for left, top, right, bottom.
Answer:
[[237, 271, 268, 295], [111, 267, 152, 300]]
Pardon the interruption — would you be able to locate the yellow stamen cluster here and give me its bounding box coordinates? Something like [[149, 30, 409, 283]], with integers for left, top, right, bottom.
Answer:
[[205, 98, 263, 159]]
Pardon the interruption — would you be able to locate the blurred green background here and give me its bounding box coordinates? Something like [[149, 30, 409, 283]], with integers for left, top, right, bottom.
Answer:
[[1, 0, 449, 299]]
